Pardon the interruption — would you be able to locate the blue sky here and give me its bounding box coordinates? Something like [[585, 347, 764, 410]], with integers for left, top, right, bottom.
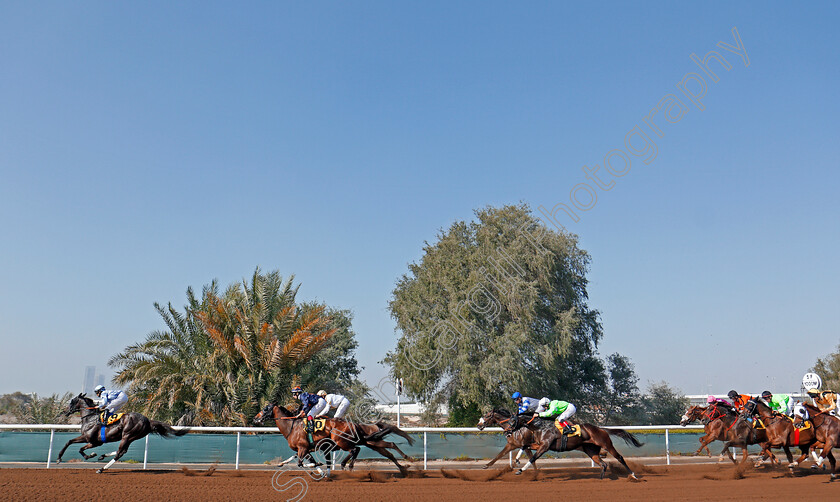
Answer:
[[1, 1, 837, 398]]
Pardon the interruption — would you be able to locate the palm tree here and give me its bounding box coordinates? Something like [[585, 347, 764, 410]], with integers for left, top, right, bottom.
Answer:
[[110, 269, 336, 426]]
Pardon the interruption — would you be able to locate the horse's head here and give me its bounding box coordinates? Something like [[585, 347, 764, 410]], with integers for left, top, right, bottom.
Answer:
[[743, 398, 763, 418], [478, 409, 510, 431], [65, 393, 92, 416], [792, 403, 810, 426], [680, 405, 705, 426], [253, 402, 276, 425]]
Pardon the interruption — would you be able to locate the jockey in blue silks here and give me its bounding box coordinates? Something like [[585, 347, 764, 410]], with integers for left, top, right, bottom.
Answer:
[[292, 386, 326, 435], [512, 392, 540, 415]]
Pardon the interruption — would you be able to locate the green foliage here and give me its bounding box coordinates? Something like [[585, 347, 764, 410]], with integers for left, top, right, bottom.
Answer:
[[384, 204, 603, 416], [600, 353, 642, 425], [447, 397, 482, 426], [110, 268, 367, 426], [12, 393, 73, 424], [640, 381, 689, 425], [813, 344, 840, 391]]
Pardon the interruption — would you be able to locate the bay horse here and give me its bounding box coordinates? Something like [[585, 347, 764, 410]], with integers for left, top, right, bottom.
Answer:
[[477, 409, 540, 468], [680, 403, 774, 464], [56, 393, 189, 472], [741, 398, 814, 467], [498, 409, 644, 479], [791, 402, 840, 478], [253, 403, 414, 474]]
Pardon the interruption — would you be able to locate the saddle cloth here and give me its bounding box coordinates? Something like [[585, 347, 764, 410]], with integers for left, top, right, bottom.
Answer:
[[314, 418, 327, 432], [554, 421, 582, 437], [99, 412, 124, 426], [785, 416, 813, 431], [749, 417, 766, 430]]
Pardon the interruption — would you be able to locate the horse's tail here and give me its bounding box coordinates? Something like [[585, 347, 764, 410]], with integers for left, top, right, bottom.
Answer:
[[606, 428, 644, 448], [151, 420, 190, 438], [364, 422, 415, 446]]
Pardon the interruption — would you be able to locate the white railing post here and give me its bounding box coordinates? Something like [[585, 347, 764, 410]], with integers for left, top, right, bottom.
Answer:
[[665, 428, 670, 465], [46, 429, 55, 468], [509, 450, 513, 468], [143, 435, 149, 469], [423, 431, 427, 470], [235, 431, 241, 469]]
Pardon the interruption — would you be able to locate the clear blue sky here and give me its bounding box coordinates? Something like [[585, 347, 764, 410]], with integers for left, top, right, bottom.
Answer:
[[1, 1, 837, 398]]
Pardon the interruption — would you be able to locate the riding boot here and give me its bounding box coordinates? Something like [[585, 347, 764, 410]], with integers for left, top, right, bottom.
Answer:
[[306, 416, 315, 443]]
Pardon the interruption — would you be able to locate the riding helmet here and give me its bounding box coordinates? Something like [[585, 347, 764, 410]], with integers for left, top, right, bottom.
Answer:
[[761, 390, 772, 399], [511, 392, 521, 399]]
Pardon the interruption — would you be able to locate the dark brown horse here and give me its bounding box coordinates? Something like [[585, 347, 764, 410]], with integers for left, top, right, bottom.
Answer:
[[791, 402, 840, 478], [56, 393, 188, 472], [253, 403, 413, 473], [742, 398, 814, 467], [497, 409, 644, 479], [477, 409, 540, 468]]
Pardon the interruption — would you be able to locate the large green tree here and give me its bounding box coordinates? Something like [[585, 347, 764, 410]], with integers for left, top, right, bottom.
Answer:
[[384, 204, 604, 419], [813, 344, 840, 391], [110, 269, 364, 426]]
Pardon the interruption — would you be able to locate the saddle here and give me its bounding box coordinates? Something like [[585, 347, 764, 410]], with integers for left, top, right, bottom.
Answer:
[[99, 412, 124, 426], [554, 421, 582, 437], [785, 415, 813, 431], [748, 417, 766, 430]]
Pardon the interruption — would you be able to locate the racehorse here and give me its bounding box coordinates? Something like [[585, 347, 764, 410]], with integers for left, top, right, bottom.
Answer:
[[741, 398, 814, 467], [253, 403, 414, 474], [680, 403, 773, 464], [498, 409, 644, 479], [791, 402, 840, 478], [56, 393, 189, 472], [477, 409, 540, 468]]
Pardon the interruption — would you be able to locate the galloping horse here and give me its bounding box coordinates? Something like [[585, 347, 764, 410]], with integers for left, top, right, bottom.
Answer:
[[680, 403, 772, 464], [253, 403, 414, 474], [742, 398, 814, 467], [477, 409, 540, 468], [498, 409, 644, 479], [791, 402, 840, 478], [56, 393, 189, 472]]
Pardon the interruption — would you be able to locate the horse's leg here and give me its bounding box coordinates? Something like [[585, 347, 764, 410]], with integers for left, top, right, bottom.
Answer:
[[602, 439, 638, 479], [347, 446, 361, 471], [366, 444, 406, 475], [783, 445, 794, 464], [56, 435, 87, 463], [484, 442, 517, 469], [514, 448, 528, 464], [827, 450, 836, 480], [516, 442, 551, 475], [341, 447, 359, 470], [277, 454, 298, 466], [369, 439, 413, 461], [581, 443, 608, 479], [694, 434, 712, 456], [96, 449, 118, 461], [78, 443, 100, 460], [96, 437, 133, 473]]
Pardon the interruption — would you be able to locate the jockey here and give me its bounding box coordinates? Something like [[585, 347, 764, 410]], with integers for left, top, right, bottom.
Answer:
[[317, 390, 351, 419], [706, 395, 735, 412], [93, 385, 128, 423], [292, 386, 327, 434], [538, 399, 577, 435], [511, 392, 540, 415], [761, 391, 792, 416], [727, 390, 752, 411], [807, 388, 839, 416], [536, 397, 551, 414]]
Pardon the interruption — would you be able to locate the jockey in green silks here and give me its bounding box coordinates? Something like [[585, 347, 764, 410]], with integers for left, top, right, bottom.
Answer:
[[761, 391, 792, 416], [538, 399, 577, 435]]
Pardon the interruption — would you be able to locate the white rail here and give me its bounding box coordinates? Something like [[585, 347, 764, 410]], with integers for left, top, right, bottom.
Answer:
[[0, 423, 704, 469]]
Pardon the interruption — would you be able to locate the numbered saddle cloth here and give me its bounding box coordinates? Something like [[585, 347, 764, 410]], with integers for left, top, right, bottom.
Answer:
[[99, 412, 124, 426], [554, 422, 582, 437], [314, 418, 327, 432]]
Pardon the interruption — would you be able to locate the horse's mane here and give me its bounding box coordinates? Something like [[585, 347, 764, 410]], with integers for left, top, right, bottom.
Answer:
[[276, 404, 296, 416], [492, 408, 512, 417], [802, 402, 821, 413]]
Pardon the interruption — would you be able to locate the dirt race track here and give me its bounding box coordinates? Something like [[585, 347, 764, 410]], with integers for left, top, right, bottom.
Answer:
[[2, 462, 839, 502]]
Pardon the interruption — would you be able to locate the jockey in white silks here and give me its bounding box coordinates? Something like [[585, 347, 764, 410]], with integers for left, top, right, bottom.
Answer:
[[317, 390, 351, 419], [94, 385, 128, 421]]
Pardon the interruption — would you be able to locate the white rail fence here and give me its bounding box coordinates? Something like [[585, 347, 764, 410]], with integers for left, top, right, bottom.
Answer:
[[0, 424, 704, 470]]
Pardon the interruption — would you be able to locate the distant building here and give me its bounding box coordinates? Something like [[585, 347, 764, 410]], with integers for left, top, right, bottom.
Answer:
[[82, 366, 95, 395], [95, 374, 105, 388]]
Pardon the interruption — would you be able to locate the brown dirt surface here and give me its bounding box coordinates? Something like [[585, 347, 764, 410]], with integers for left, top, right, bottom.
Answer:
[[1, 463, 839, 501]]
